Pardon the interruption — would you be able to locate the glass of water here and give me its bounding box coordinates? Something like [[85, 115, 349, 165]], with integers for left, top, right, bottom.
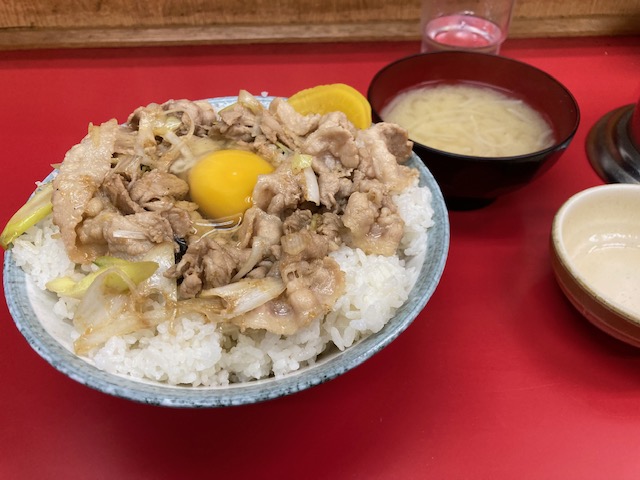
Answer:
[[420, 0, 516, 55]]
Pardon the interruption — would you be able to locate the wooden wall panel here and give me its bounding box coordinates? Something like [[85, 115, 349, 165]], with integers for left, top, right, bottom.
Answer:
[[0, 0, 638, 50]]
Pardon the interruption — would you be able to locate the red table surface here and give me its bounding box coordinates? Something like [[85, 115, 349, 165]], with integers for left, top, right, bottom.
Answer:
[[1, 36, 640, 479]]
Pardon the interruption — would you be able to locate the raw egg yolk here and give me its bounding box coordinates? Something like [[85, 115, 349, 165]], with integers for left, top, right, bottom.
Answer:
[[188, 149, 274, 220]]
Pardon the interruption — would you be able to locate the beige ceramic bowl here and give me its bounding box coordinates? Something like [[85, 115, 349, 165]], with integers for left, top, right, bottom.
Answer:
[[551, 184, 640, 346]]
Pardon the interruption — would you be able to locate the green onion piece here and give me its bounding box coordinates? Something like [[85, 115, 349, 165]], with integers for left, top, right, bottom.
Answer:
[[291, 152, 313, 173], [46, 261, 159, 299], [0, 182, 54, 250]]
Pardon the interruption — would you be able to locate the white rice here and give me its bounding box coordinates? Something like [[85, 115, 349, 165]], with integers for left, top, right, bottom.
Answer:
[[12, 183, 434, 386]]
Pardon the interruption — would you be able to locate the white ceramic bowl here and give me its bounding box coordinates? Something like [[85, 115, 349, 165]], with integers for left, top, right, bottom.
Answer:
[[3, 96, 450, 407], [551, 184, 640, 346]]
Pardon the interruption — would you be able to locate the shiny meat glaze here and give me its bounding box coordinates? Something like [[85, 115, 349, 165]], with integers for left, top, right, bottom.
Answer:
[[51, 93, 417, 336]]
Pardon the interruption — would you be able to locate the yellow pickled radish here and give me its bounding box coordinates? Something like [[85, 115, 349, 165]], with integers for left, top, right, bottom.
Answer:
[[286, 83, 372, 130]]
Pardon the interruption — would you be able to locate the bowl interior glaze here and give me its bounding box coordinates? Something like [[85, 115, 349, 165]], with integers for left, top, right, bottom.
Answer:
[[551, 184, 640, 347]]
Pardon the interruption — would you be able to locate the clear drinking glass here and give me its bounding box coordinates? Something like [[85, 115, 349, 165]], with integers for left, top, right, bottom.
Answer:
[[420, 0, 516, 55]]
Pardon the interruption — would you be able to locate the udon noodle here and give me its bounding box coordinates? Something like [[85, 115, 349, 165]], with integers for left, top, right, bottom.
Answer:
[[381, 82, 555, 157]]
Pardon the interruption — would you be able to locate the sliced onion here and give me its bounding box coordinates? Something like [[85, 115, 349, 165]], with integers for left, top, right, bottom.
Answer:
[[232, 300, 301, 335], [199, 276, 285, 316], [176, 296, 227, 322], [159, 109, 196, 139], [163, 130, 195, 166], [152, 115, 181, 135], [302, 167, 320, 205], [238, 89, 264, 115], [71, 256, 174, 354], [73, 269, 144, 355], [137, 242, 178, 302], [231, 237, 268, 282], [133, 112, 156, 157], [195, 216, 241, 234]]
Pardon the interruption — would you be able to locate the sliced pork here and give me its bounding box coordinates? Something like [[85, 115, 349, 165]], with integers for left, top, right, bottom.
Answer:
[[51, 93, 417, 338], [52, 119, 120, 264]]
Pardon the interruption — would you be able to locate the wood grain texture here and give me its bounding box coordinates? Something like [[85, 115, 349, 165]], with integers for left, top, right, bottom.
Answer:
[[0, 0, 638, 50]]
